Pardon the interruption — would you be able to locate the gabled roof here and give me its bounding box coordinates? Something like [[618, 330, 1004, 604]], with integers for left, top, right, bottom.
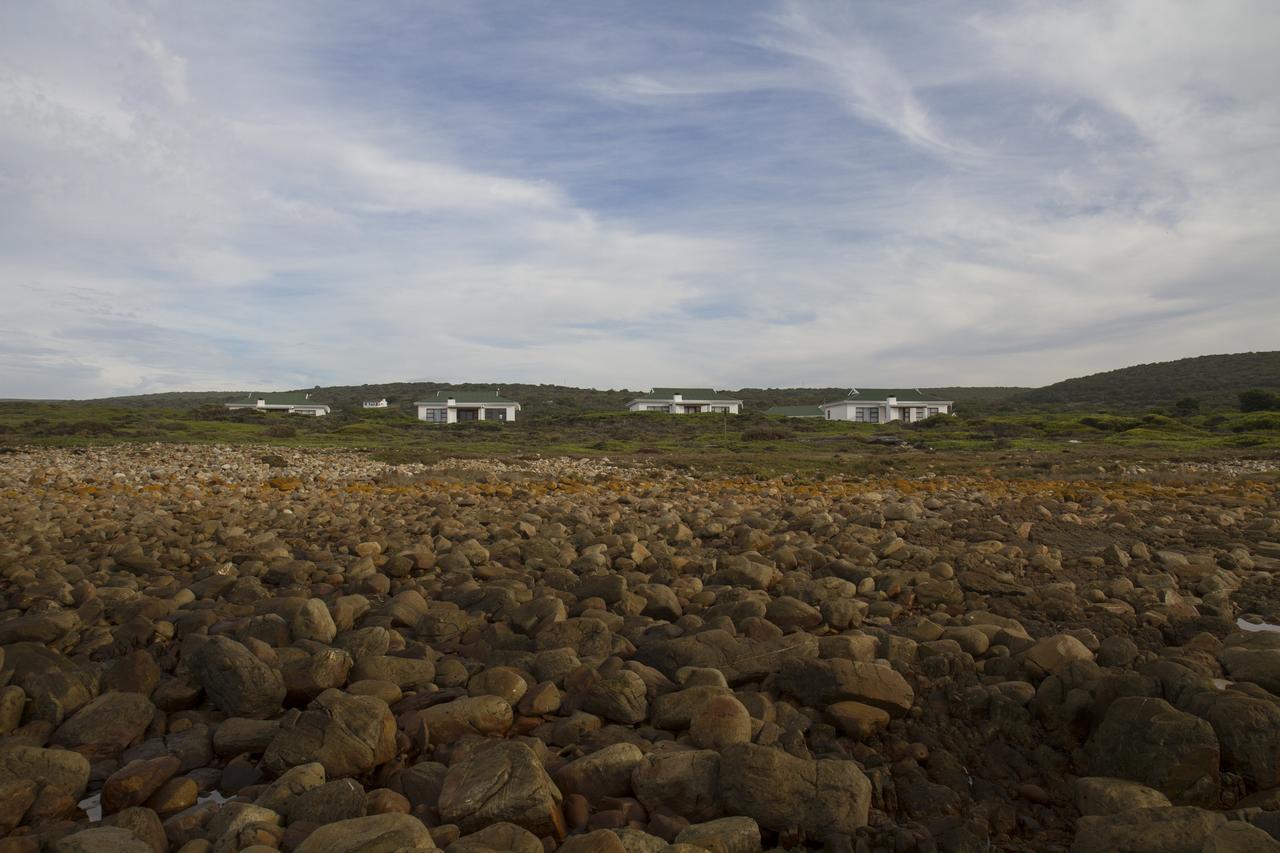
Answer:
[[766, 405, 824, 417], [413, 390, 519, 405], [822, 388, 953, 406], [228, 392, 324, 406], [634, 387, 742, 401]]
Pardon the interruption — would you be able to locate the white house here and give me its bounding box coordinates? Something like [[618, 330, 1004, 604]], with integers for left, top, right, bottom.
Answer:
[[626, 388, 743, 414], [820, 388, 952, 423], [414, 390, 521, 424], [362, 398, 388, 408], [224, 392, 330, 416]]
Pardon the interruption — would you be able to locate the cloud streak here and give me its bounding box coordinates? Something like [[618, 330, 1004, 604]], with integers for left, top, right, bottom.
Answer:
[[1, 1, 1277, 397]]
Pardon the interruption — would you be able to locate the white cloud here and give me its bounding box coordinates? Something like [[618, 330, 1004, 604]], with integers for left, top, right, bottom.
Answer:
[[0, 2, 1277, 397]]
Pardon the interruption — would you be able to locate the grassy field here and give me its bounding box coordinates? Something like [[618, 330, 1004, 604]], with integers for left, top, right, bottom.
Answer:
[[2, 399, 1277, 479]]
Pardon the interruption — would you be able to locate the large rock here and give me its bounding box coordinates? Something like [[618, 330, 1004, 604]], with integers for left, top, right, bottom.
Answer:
[[1025, 634, 1095, 676], [1087, 697, 1220, 806], [54, 826, 152, 853], [581, 671, 648, 724], [420, 695, 513, 744], [771, 658, 914, 717], [262, 688, 396, 778], [718, 743, 870, 841], [0, 745, 91, 798], [438, 741, 564, 837], [554, 742, 644, 800], [632, 749, 722, 823], [187, 636, 286, 719], [294, 813, 436, 852], [1071, 806, 1226, 853], [50, 692, 155, 756], [1074, 777, 1172, 816], [676, 816, 762, 853]]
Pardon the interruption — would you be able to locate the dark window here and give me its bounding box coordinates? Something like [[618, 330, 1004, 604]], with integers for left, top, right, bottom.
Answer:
[[422, 407, 446, 423], [645, 405, 670, 412], [711, 405, 731, 413], [484, 408, 507, 421], [928, 407, 939, 417], [868, 408, 880, 423], [456, 408, 479, 422], [684, 405, 703, 413]]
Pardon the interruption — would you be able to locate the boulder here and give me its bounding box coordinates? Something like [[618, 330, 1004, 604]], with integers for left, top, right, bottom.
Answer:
[[1087, 697, 1220, 806], [718, 743, 871, 841], [675, 816, 762, 853], [555, 742, 644, 800], [632, 749, 722, 823], [187, 637, 286, 719], [1071, 806, 1226, 853], [1073, 777, 1172, 816], [438, 741, 564, 837], [50, 692, 155, 756], [293, 813, 436, 852], [262, 688, 396, 778], [772, 658, 914, 717]]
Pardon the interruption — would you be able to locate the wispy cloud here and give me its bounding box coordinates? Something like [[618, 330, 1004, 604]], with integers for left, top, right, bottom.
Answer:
[[1, 1, 1277, 397]]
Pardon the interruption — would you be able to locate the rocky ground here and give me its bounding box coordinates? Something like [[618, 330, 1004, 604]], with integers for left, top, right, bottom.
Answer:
[[1, 444, 1279, 853]]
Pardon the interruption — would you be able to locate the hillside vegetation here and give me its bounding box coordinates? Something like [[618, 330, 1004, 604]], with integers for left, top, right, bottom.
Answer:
[[1011, 351, 1280, 410]]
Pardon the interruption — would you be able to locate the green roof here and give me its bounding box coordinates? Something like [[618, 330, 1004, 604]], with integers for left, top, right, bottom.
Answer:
[[635, 387, 742, 401], [228, 392, 324, 405], [822, 388, 953, 406], [766, 405, 824, 417], [414, 390, 518, 405]]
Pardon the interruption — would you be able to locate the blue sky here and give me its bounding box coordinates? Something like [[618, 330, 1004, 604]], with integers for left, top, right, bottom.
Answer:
[[2, 1, 1278, 397]]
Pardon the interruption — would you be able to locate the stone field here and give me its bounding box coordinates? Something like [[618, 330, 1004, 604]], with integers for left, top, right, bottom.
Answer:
[[1, 444, 1279, 852]]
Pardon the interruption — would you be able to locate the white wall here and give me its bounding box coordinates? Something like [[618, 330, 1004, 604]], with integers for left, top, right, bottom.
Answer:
[[627, 399, 741, 414], [824, 401, 950, 422]]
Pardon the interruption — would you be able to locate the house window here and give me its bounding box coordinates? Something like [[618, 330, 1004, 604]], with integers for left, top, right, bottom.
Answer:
[[826, 410, 831, 419], [711, 405, 731, 413], [484, 408, 507, 421], [684, 405, 703, 413], [422, 407, 446, 423], [646, 405, 670, 412], [868, 408, 879, 423], [854, 408, 865, 422], [456, 409, 479, 422], [928, 407, 939, 417]]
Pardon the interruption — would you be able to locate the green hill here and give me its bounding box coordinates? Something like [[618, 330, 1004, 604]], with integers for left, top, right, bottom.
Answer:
[[1011, 351, 1280, 410]]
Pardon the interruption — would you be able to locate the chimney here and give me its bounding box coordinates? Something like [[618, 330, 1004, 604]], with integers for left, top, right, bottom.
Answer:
[[673, 393, 683, 402], [886, 395, 897, 406]]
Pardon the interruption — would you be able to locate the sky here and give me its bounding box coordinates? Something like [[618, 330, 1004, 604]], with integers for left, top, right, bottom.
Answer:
[[2, 1, 1278, 398]]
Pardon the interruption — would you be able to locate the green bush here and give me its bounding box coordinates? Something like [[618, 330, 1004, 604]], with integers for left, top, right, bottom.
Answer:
[[1239, 389, 1280, 412], [1226, 412, 1280, 432]]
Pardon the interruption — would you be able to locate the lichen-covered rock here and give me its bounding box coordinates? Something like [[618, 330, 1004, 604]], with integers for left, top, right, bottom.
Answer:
[[262, 689, 395, 778]]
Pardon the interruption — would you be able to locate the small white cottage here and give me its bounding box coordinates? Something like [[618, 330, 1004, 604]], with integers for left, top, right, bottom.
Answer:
[[626, 388, 742, 414], [820, 389, 952, 423], [414, 390, 520, 424], [362, 398, 388, 408]]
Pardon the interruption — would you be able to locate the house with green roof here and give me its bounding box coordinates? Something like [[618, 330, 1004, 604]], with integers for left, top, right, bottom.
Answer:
[[224, 392, 330, 416], [820, 388, 953, 423], [766, 405, 824, 418], [413, 390, 521, 424], [626, 388, 742, 415]]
